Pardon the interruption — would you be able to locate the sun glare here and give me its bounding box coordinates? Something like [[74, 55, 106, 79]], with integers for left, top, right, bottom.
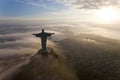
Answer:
[[97, 7, 118, 22]]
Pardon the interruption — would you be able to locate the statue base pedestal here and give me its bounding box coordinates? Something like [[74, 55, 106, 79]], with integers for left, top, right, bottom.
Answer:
[[37, 47, 53, 55]]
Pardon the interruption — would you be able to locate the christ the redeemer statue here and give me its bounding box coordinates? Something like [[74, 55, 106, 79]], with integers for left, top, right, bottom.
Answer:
[[33, 29, 54, 53]]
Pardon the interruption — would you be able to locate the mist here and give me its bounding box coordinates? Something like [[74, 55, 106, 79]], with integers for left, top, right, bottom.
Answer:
[[0, 21, 120, 80]]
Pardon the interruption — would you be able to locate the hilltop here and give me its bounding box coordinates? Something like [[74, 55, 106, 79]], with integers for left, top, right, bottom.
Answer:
[[12, 48, 78, 80]]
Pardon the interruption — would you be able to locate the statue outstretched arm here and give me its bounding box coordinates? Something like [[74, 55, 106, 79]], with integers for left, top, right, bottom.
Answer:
[[47, 33, 55, 36], [33, 33, 41, 37]]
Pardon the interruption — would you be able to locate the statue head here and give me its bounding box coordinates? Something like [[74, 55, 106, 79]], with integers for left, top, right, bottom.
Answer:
[[42, 29, 44, 33]]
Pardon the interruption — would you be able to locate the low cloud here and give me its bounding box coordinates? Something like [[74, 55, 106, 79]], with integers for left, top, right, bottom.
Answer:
[[0, 24, 60, 59], [0, 22, 120, 59], [0, 21, 120, 80]]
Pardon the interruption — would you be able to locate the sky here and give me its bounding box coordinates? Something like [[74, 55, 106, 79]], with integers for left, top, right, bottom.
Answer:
[[0, 0, 67, 18], [0, 0, 120, 22]]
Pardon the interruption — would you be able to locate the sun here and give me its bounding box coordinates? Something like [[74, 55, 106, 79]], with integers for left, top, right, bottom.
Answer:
[[96, 7, 118, 22]]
